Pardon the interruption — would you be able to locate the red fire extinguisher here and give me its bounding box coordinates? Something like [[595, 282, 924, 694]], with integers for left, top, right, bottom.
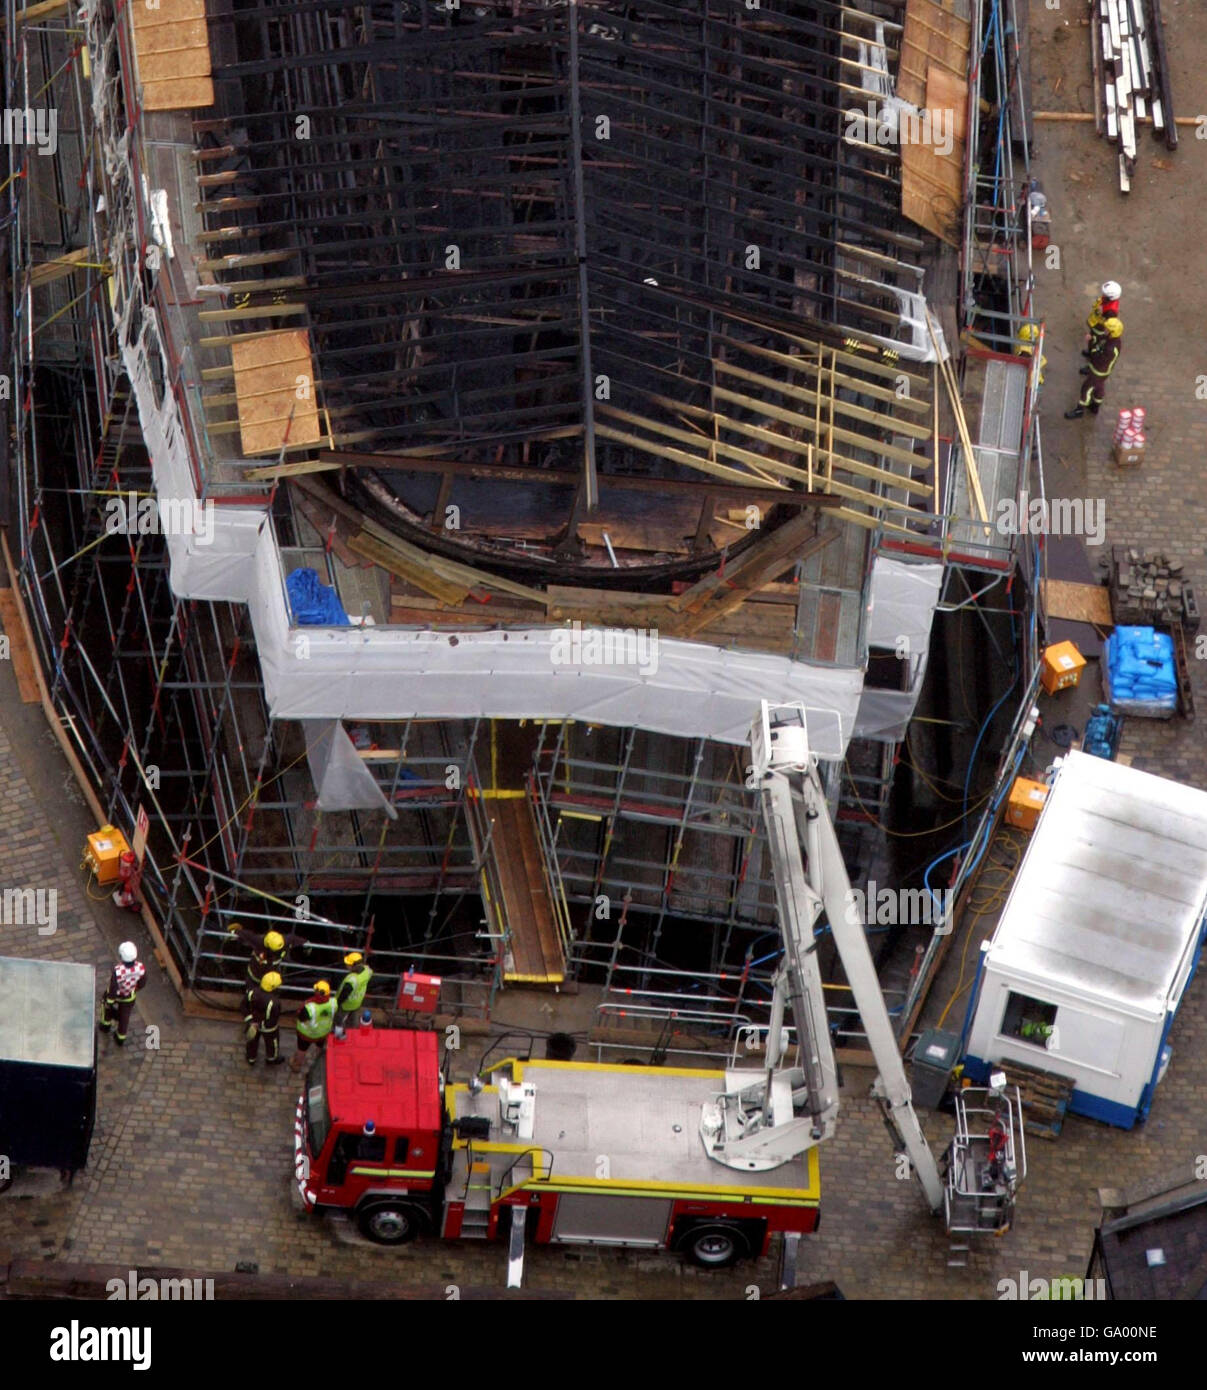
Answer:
[[112, 850, 142, 911]]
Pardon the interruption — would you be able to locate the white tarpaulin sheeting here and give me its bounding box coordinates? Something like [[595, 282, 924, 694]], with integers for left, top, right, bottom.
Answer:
[[246, 531, 861, 751], [124, 319, 866, 755], [302, 719, 399, 819], [854, 555, 945, 741], [866, 555, 945, 654]]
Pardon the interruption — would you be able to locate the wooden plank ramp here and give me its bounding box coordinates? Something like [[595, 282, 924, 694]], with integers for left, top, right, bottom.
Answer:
[[486, 794, 565, 985], [0, 588, 40, 703]]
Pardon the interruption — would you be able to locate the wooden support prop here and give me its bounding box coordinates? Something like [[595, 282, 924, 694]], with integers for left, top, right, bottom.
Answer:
[[347, 532, 470, 606], [0, 589, 40, 702], [1033, 111, 1196, 126], [925, 309, 990, 537], [1, 0, 68, 28], [27, 247, 108, 291]]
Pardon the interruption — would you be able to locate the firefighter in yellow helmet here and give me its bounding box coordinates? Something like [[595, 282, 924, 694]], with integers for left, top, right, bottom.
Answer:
[[228, 921, 308, 1006], [336, 951, 374, 1026], [1015, 322, 1046, 386], [1066, 316, 1122, 418], [244, 970, 284, 1066], [291, 980, 335, 1072]]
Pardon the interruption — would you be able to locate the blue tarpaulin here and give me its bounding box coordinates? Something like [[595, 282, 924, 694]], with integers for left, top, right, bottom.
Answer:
[[286, 566, 350, 626]]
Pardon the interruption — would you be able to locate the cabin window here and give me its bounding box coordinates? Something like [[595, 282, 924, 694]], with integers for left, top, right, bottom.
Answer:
[[392, 1136, 410, 1166], [1001, 990, 1057, 1048]]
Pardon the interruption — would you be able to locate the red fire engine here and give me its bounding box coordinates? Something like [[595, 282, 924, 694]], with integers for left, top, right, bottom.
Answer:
[[293, 1022, 818, 1269], [291, 703, 1024, 1277]]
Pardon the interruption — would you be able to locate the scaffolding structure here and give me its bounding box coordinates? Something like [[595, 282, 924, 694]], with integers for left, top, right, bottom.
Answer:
[[3, 0, 1038, 1056]]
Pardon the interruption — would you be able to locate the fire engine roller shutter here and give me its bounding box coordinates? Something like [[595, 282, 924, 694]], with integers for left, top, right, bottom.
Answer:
[[551, 1193, 672, 1245]]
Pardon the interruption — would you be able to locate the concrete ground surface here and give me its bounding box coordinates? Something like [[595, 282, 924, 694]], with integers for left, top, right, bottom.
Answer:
[[2, 0, 1206, 1301]]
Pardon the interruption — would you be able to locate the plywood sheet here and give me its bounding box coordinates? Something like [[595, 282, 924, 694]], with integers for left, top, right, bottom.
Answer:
[[926, 63, 969, 144], [902, 153, 962, 244], [901, 62, 967, 245], [1041, 579, 1114, 628], [142, 77, 214, 111], [899, 0, 971, 109], [230, 329, 323, 457], [130, 0, 214, 111]]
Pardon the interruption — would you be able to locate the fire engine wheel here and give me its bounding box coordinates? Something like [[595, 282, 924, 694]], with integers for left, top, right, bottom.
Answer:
[[681, 1225, 749, 1269], [356, 1200, 425, 1246]]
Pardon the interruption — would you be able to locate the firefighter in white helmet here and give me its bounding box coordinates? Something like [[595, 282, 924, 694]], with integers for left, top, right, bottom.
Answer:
[[99, 941, 147, 1046], [1084, 280, 1121, 357]]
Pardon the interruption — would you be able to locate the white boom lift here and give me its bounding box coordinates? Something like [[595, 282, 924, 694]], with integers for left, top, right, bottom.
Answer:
[[702, 703, 1022, 1227]]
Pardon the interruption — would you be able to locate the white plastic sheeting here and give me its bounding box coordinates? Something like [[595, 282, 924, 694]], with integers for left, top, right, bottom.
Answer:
[[120, 318, 865, 752], [866, 555, 945, 652], [122, 313, 264, 604], [302, 719, 399, 819], [854, 556, 945, 741], [251, 528, 862, 749]]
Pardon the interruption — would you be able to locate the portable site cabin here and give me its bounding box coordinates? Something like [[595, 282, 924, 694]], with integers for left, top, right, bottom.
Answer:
[[0, 956, 97, 1177], [962, 751, 1207, 1129]]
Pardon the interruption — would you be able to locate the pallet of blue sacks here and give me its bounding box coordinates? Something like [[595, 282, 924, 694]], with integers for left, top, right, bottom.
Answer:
[[1103, 626, 1178, 719]]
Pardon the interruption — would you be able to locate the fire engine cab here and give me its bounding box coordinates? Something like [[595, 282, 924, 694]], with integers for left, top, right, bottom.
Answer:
[[294, 1021, 819, 1270]]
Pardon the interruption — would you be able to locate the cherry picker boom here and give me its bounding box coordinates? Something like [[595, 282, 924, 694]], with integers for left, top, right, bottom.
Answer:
[[701, 703, 957, 1214]]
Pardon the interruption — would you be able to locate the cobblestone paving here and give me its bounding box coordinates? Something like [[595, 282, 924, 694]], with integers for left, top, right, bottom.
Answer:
[[3, 7, 1207, 1301], [0, 701, 774, 1298], [2, 644, 1203, 1300]]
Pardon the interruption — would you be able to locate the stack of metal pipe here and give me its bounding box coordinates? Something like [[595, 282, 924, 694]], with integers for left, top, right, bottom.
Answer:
[[1093, 0, 1177, 192]]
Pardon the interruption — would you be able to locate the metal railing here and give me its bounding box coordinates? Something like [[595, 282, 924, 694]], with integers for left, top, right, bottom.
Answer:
[[463, 779, 512, 979], [526, 773, 575, 965], [495, 1147, 554, 1200]]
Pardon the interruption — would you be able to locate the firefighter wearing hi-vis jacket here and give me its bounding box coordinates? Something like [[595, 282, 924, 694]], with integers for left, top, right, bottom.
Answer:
[[336, 952, 374, 1025], [244, 971, 283, 1066], [291, 980, 335, 1072]]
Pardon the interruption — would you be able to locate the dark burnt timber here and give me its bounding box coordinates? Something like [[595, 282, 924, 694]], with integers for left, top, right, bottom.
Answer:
[[200, 0, 934, 571]]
